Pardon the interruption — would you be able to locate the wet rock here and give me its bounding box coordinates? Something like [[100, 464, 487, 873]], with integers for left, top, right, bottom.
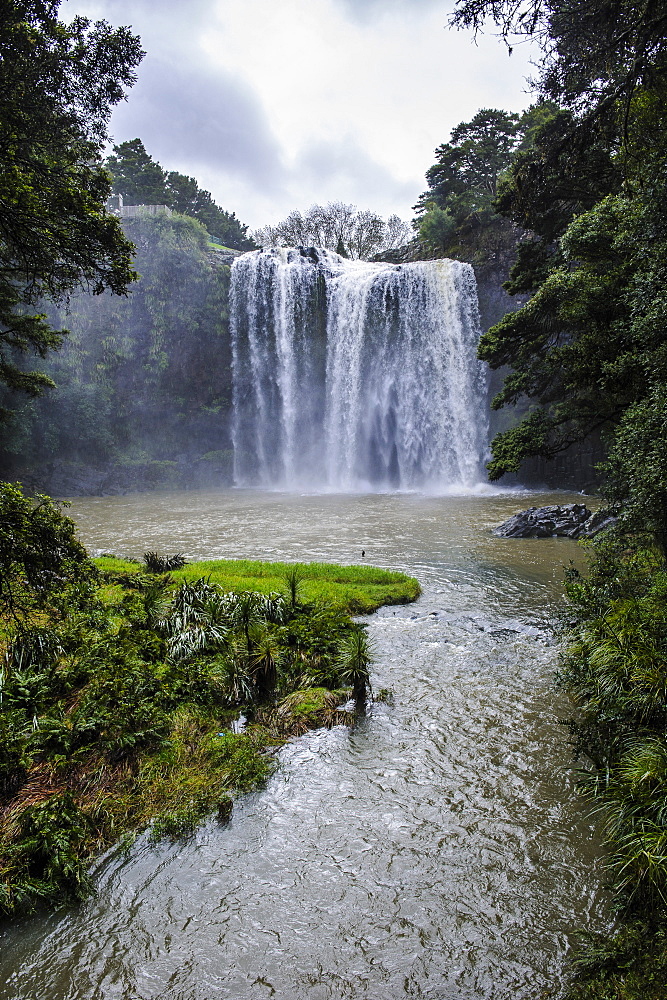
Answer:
[[580, 508, 619, 537], [493, 503, 617, 540]]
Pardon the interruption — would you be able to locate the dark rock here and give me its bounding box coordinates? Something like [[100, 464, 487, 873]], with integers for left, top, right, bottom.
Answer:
[[580, 509, 619, 537], [493, 503, 591, 538], [493, 503, 619, 539]]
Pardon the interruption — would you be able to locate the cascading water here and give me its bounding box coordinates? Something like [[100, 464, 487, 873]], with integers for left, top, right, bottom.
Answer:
[[231, 247, 488, 490]]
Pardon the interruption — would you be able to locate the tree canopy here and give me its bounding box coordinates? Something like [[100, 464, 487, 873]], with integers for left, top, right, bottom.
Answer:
[[450, 1, 667, 120], [105, 138, 256, 252], [448, 0, 667, 547], [414, 104, 552, 257], [0, 1, 143, 412], [252, 202, 412, 260]]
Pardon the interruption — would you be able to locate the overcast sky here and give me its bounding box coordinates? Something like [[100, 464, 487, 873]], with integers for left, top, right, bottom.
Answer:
[[62, 0, 537, 231]]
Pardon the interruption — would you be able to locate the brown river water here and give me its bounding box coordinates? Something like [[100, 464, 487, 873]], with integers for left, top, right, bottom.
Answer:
[[0, 488, 609, 999]]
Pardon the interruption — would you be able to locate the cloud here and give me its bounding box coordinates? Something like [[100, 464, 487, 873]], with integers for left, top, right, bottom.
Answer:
[[61, 0, 538, 228], [334, 0, 444, 22], [294, 136, 420, 216], [109, 57, 287, 192]]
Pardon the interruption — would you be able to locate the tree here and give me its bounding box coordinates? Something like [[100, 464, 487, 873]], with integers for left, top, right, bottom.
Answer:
[[0, 1, 143, 411], [602, 387, 667, 553], [447, 0, 667, 509], [415, 109, 520, 229], [0, 481, 93, 621], [414, 106, 555, 257], [253, 202, 412, 260], [450, 1, 667, 123], [105, 138, 168, 206], [105, 139, 256, 251]]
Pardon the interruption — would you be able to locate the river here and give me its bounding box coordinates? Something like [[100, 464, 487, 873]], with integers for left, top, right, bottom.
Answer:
[[0, 488, 608, 1000]]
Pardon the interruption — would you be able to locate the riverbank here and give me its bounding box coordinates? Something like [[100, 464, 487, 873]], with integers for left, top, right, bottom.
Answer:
[[558, 536, 667, 1000], [95, 555, 421, 614], [2, 488, 602, 998], [0, 544, 420, 919]]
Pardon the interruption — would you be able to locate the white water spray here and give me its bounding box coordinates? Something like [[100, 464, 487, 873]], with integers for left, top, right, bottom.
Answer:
[[231, 248, 488, 490]]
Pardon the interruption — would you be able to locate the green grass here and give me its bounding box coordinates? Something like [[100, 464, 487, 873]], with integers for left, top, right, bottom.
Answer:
[[94, 557, 420, 613]]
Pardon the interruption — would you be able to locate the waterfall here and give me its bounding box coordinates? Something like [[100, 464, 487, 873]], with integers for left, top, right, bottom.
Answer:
[[231, 247, 488, 491]]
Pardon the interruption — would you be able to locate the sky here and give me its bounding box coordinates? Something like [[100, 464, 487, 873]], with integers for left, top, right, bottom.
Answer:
[[61, 0, 537, 232]]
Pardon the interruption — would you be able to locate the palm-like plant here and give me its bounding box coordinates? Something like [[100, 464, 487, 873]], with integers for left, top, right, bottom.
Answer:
[[160, 580, 230, 663], [283, 566, 304, 612], [335, 629, 372, 709], [248, 623, 281, 701]]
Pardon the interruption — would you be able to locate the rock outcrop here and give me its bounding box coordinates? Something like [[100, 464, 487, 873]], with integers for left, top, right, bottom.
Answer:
[[493, 503, 617, 539]]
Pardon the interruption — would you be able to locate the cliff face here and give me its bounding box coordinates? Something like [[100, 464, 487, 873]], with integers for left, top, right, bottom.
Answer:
[[2, 216, 601, 496], [471, 238, 602, 492]]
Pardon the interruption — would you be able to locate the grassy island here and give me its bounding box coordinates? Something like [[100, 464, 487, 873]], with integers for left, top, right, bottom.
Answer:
[[96, 555, 420, 614], [0, 486, 419, 919]]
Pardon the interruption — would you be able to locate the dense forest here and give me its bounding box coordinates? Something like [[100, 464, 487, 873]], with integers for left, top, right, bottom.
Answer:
[[0, 211, 235, 495], [434, 2, 667, 997], [3, 0, 667, 996]]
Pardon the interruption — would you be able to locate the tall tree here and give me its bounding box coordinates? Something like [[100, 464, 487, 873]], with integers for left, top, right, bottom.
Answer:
[[106, 138, 168, 206], [449, 0, 667, 508], [253, 202, 411, 260], [414, 105, 550, 255], [0, 0, 143, 411], [105, 140, 255, 251]]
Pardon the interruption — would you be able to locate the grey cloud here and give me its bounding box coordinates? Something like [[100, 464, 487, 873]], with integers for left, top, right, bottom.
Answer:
[[334, 0, 444, 23], [296, 136, 420, 213], [110, 56, 287, 191]]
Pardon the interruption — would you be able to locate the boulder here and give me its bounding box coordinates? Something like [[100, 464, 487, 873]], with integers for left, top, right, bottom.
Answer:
[[493, 503, 617, 539]]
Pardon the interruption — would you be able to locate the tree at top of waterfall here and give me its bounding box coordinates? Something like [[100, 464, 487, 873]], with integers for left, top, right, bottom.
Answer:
[[252, 203, 413, 260]]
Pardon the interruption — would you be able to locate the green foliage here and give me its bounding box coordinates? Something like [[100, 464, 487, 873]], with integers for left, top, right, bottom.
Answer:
[[105, 138, 169, 207], [105, 138, 255, 251], [283, 565, 304, 610], [565, 921, 667, 999], [479, 174, 667, 490], [143, 551, 186, 573], [450, 5, 667, 527], [0, 482, 94, 620], [414, 105, 552, 260], [602, 388, 667, 553], [0, 539, 417, 917], [273, 687, 350, 735], [97, 556, 420, 613], [417, 108, 521, 225], [417, 204, 456, 254], [335, 628, 372, 708], [559, 535, 667, 992], [1, 211, 235, 479], [450, 4, 667, 991], [450, 2, 667, 128], [0, 1, 142, 411], [2, 792, 93, 909]]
